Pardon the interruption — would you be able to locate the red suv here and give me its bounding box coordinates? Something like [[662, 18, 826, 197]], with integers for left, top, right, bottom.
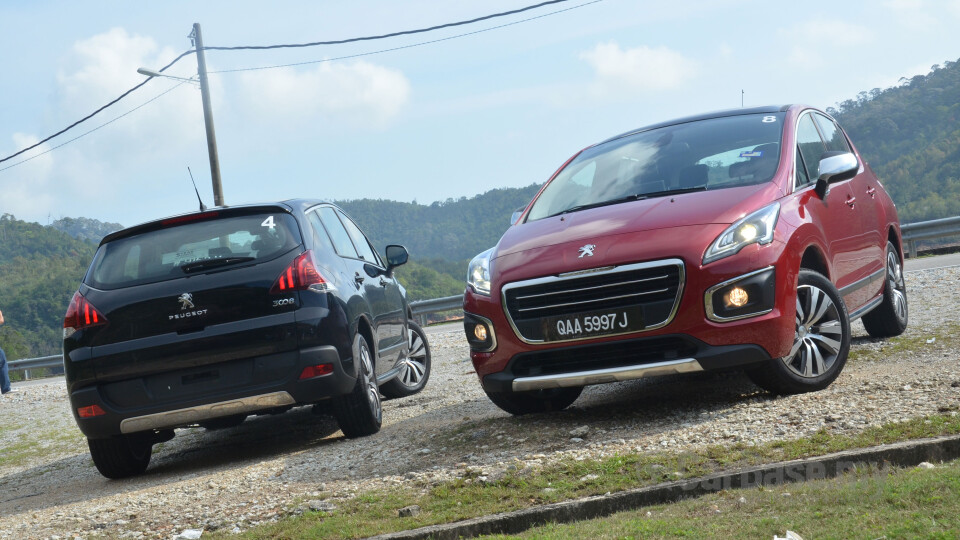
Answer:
[[463, 105, 907, 415]]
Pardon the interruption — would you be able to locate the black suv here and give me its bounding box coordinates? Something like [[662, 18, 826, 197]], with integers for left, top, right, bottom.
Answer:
[[63, 200, 431, 478]]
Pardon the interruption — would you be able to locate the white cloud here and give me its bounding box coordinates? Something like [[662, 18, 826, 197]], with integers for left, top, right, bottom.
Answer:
[[779, 20, 872, 69], [237, 61, 411, 131], [579, 42, 696, 96], [882, 0, 939, 31], [0, 134, 55, 220]]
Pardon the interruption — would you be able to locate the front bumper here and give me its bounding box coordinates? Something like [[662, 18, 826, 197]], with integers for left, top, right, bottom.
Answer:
[[478, 334, 771, 393]]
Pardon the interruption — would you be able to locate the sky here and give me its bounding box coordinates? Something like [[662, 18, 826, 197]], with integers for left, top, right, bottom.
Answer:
[[1, 0, 959, 228]]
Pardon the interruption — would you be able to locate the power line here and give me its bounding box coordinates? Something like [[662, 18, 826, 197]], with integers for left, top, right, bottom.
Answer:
[[0, 49, 195, 166], [0, 0, 599, 168], [0, 81, 190, 173], [205, 0, 576, 52], [211, 0, 603, 75]]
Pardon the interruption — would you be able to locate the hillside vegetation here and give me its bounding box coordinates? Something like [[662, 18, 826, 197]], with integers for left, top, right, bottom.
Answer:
[[0, 214, 95, 359], [830, 57, 960, 223]]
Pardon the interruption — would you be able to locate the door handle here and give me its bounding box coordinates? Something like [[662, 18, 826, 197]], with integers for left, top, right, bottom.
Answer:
[[866, 187, 876, 198], [354, 273, 365, 285], [379, 277, 388, 287], [845, 196, 856, 208]]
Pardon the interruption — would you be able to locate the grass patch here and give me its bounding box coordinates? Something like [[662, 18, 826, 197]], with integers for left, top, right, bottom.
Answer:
[[218, 413, 960, 539], [0, 423, 85, 468], [848, 322, 960, 363], [495, 458, 960, 539]]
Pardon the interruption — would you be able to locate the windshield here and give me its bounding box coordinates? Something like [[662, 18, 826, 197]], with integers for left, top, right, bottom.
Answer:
[[86, 212, 302, 289], [526, 113, 785, 221]]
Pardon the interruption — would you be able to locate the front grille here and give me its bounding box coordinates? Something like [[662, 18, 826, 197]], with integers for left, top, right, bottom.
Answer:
[[502, 259, 684, 342], [509, 335, 698, 377]]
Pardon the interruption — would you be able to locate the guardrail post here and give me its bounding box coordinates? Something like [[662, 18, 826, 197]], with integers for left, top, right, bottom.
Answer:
[[907, 239, 917, 259], [23, 369, 30, 381]]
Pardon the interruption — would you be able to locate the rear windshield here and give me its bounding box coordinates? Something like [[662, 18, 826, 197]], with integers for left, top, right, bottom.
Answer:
[[86, 212, 302, 289], [526, 112, 785, 221]]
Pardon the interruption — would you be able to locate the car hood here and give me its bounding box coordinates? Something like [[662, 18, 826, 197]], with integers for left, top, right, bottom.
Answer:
[[494, 183, 781, 259]]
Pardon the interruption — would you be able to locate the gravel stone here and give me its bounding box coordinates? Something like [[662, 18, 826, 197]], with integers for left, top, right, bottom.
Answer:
[[2, 265, 959, 538]]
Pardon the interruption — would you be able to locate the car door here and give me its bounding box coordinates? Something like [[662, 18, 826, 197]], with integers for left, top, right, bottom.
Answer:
[[814, 113, 885, 309], [336, 210, 406, 361], [795, 112, 864, 303]]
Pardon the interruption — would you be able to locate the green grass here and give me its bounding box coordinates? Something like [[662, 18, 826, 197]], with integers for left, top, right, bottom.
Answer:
[[848, 322, 960, 363], [217, 413, 960, 539], [0, 422, 85, 468], [492, 458, 960, 539]]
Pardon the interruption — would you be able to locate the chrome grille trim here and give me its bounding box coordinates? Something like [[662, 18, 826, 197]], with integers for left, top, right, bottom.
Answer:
[[514, 274, 672, 301], [501, 258, 685, 344], [516, 288, 671, 312]]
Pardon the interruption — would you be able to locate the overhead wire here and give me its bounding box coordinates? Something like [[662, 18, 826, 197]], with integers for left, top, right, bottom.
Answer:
[[210, 0, 603, 74], [204, 0, 575, 52], [0, 0, 602, 168], [0, 49, 195, 166], [0, 80, 192, 173]]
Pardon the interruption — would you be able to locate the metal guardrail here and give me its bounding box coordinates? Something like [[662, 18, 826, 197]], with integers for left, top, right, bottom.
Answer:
[[901, 216, 960, 258], [8, 354, 62, 381], [409, 295, 463, 326], [9, 215, 956, 381]]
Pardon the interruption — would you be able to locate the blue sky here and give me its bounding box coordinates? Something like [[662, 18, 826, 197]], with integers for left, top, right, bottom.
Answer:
[[1, 0, 959, 227]]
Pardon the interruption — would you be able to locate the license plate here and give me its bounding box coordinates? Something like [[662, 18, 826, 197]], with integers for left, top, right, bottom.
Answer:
[[541, 306, 644, 341]]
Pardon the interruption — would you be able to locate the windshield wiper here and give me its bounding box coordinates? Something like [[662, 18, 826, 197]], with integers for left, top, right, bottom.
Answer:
[[640, 186, 708, 198], [547, 186, 708, 218], [548, 194, 642, 218], [180, 256, 255, 273]]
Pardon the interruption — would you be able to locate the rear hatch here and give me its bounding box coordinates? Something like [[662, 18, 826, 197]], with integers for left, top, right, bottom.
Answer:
[[71, 207, 305, 390]]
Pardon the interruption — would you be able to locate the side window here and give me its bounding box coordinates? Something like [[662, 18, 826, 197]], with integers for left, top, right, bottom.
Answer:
[[318, 207, 359, 259], [306, 211, 333, 251], [814, 114, 852, 153], [337, 211, 380, 265], [795, 148, 810, 187], [796, 114, 825, 182]]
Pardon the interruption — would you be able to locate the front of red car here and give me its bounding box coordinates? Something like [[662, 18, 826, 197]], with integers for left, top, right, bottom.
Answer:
[[463, 106, 840, 413]]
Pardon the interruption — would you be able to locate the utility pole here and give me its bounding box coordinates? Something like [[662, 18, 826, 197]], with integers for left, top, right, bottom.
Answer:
[[190, 23, 224, 206], [741, 89, 744, 108]]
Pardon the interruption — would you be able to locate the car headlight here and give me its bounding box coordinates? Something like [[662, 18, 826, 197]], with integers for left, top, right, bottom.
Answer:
[[467, 248, 494, 296], [703, 202, 780, 265]]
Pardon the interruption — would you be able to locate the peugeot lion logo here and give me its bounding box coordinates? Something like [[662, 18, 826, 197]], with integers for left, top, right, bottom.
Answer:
[[578, 244, 596, 258], [178, 293, 195, 310]]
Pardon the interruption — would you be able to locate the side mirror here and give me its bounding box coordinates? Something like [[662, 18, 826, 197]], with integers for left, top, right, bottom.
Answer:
[[510, 206, 526, 225], [815, 151, 858, 198], [385, 244, 409, 272]]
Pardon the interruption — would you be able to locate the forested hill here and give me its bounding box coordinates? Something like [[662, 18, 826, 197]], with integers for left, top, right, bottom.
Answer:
[[830, 57, 960, 223], [0, 214, 96, 358], [336, 183, 543, 262]]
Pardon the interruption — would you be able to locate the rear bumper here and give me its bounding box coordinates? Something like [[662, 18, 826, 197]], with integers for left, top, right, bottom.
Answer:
[[69, 345, 356, 439], [479, 334, 771, 393]]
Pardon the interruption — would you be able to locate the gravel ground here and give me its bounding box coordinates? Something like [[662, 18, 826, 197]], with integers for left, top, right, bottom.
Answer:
[[1, 264, 959, 539]]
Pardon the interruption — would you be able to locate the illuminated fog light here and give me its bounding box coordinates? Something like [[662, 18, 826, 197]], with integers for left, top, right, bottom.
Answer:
[[725, 287, 749, 308], [473, 324, 489, 341], [739, 224, 758, 242]]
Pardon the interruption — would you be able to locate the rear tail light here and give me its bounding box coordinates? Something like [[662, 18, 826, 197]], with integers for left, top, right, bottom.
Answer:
[[299, 364, 334, 379], [77, 404, 106, 418], [63, 291, 108, 337], [271, 250, 330, 293]]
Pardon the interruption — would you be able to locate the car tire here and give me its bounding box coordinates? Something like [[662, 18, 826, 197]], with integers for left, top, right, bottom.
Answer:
[[747, 269, 851, 395], [861, 241, 908, 338], [332, 333, 382, 438], [381, 321, 431, 400], [484, 386, 583, 416], [88, 433, 153, 479]]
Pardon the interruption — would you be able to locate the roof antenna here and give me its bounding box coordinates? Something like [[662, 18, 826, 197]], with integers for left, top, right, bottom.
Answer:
[[188, 167, 207, 211]]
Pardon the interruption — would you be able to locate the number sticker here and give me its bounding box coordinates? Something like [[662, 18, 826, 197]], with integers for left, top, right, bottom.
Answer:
[[261, 216, 276, 229], [762, 116, 777, 123]]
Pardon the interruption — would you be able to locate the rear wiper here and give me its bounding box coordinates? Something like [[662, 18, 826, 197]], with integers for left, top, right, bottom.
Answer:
[[180, 256, 255, 273], [549, 194, 642, 217]]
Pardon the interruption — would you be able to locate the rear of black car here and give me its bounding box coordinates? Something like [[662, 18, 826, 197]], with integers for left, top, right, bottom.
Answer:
[[64, 204, 360, 478]]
